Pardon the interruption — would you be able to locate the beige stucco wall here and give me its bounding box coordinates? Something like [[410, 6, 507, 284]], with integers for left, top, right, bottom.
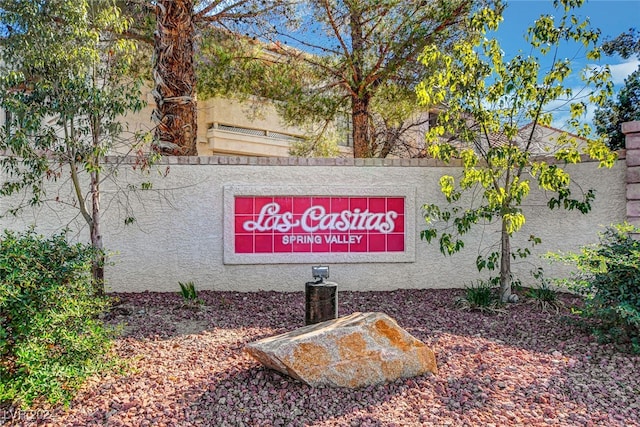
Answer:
[[0, 155, 626, 293]]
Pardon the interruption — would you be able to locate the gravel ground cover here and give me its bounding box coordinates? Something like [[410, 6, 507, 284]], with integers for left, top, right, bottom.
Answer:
[[3, 289, 639, 426]]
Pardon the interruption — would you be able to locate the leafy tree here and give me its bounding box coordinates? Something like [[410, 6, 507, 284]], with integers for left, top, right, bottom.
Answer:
[[594, 29, 640, 150], [418, 0, 617, 302], [0, 0, 152, 292], [125, 0, 290, 156], [196, 28, 350, 157], [201, 0, 494, 158], [602, 28, 640, 60]]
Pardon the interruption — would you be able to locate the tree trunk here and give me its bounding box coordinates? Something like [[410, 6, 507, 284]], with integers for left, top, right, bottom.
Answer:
[[352, 95, 372, 158], [499, 219, 511, 303], [348, 5, 372, 159], [153, 0, 198, 156], [90, 170, 104, 295]]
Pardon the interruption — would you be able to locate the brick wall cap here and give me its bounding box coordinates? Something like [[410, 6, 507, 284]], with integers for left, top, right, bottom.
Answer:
[[622, 121, 640, 135]]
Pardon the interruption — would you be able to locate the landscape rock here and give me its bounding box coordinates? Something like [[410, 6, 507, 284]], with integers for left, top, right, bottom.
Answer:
[[244, 312, 437, 388]]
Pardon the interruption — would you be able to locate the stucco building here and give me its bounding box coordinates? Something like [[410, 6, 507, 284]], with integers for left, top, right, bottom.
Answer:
[[0, 88, 588, 159]]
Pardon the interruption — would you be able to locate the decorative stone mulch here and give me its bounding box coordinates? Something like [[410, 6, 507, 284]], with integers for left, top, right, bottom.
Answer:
[[3, 289, 639, 426]]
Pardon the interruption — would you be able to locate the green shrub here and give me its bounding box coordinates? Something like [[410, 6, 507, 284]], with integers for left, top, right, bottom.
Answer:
[[455, 279, 505, 314], [527, 284, 563, 313], [526, 268, 564, 313], [0, 229, 115, 407], [178, 281, 198, 301], [550, 223, 640, 351]]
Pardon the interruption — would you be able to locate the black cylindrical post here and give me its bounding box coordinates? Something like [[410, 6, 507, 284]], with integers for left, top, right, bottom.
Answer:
[[305, 281, 338, 325]]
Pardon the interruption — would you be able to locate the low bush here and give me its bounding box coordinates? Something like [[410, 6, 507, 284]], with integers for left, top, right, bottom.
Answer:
[[455, 279, 505, 314], [0, 229, 115, 407], [526, 284, 563, 313], [178, 281, 198, 301], [550, 223, 640, 352], [526, 268, 564, 313]]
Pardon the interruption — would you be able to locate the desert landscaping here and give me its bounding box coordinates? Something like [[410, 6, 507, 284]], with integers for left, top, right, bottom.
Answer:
[[4, 289, 638, 427]]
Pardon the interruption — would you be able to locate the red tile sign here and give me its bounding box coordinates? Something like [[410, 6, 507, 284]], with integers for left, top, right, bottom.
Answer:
[[234, 196, 405, 254]]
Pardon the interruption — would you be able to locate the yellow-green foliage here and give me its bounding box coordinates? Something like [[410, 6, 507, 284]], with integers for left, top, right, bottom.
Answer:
[[418, 0, 617, 299]]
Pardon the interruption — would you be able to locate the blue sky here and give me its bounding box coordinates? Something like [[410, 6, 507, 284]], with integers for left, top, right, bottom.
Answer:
[[493, 0, 640, 128], [498, 0, 639, 83]]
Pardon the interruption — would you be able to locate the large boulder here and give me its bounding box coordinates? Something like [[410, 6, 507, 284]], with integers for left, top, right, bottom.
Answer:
[[244, 312, 437, 388]]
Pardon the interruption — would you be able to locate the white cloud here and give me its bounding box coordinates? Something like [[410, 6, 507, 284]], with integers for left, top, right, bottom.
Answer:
[[609, 59, 640, 85]]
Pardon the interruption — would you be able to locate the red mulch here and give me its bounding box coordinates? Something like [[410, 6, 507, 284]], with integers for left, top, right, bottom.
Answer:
[[3, 289, 639, 426]]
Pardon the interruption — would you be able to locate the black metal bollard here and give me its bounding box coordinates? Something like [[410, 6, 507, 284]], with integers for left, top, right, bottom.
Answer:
[[305, 281, 338, 325]]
